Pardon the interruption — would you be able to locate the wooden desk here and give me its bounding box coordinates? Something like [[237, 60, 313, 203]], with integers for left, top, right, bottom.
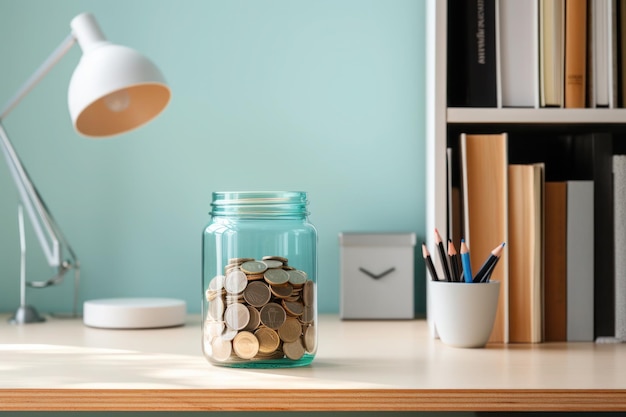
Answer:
[[1, 314, 625, 412]]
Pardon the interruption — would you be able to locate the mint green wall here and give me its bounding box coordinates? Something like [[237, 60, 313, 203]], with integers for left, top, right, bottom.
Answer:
[[0, 0, 426, 315]]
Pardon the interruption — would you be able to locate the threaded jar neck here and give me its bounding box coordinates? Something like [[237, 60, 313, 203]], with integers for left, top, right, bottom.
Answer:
[[210, 191, 309, 219]]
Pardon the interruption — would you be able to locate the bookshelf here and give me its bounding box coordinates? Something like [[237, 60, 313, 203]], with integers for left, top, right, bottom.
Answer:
[[425, 0, 626, 344]]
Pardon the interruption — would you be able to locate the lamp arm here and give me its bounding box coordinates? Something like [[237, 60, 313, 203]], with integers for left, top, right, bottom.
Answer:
[[0, 34, 75, 119], [0, 33, 78, 274]]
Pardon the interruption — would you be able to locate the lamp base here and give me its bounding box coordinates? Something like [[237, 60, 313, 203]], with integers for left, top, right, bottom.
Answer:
[[83, 298, 186, 329], [9, 305, 46, 324]]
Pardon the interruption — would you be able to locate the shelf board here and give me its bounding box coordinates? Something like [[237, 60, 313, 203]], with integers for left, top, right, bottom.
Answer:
[[447, 107, 626, 124]]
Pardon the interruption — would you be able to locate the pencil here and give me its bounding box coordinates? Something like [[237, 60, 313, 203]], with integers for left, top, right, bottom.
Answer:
[[422, 243, 440, 281], [460, 239, 473, 283], [434, 228, 452, 281], [473, 242, 505, 283], [447, 239, 461, 282], [480, 246, 504, 283]]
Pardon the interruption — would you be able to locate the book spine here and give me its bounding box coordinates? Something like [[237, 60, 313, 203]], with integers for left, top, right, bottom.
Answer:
[[447, 0, 470, 106], [466, 0, 498, 107], [564, 0, 588, 108], [613, 155, 626, 340], [567, 181, 595, 342]]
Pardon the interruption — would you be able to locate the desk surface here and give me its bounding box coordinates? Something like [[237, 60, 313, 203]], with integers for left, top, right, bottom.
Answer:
[[1, 314, 625, 412]]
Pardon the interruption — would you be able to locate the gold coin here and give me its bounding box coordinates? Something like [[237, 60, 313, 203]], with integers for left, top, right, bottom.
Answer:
[[225, 269, 248, 294], [288, 269, 308, 286], [254, 327, 281, 354], [299, 305, 315, 324], [259, 302, 287, 329], [264, 268, 289, 285], [243, 306, 261, 331], [224, 302, 250, 331], [211, 337, 232, 362], [283, 338, 305, 360], [269, 282, 293, 299], [282, 300, 304, 316], [278, 317, 302, 343], [304, 324, 317, 353], [228, 257, 255, 264], [303, 280, 315, 306], [233, 331, 259, 359], [241, 260, 268, 274], [262, 255, 288, 263], [243, 281, 272, 307]]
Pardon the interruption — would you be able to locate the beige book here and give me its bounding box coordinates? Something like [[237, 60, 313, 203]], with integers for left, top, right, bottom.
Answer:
[[460, 133, 509, 343], [508, 163, 545, 343]]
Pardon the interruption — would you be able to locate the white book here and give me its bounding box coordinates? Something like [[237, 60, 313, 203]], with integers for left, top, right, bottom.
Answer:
[[591, 0, 616, 108], [498, 0, 539, 108], [613, 156, 626, 340], [567, 181, 594, 341]]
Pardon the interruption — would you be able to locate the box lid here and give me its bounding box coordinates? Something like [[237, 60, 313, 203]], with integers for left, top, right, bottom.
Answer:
[[339, 232, 416, 247]]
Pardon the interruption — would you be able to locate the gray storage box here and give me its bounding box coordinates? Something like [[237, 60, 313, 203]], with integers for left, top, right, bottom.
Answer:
[[339, 232, 416, 319]]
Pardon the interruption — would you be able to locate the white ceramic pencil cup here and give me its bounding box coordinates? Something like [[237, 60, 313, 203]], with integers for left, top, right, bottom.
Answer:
[[429, 280, 500, 348]]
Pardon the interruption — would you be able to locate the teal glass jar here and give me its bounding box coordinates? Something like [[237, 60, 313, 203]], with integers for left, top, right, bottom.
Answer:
[[202, 191, 318, 368]]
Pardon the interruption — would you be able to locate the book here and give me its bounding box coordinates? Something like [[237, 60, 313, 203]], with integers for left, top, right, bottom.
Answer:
[[564, 0, 588, 108], [447, 0, 469, 106], [613, 155, 626, 340], [567, 181, 594, 341], [466, 0, 498, 107], [460, 133, 509, 343], [544, 182, 568, 342], [508, 163, 545, 343], [590, 0, 617, 107], [498, 0, 540, 108], [540, 0, 565, 107]]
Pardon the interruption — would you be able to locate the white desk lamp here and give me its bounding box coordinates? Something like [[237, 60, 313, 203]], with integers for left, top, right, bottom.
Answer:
[[0, 13, 171, 324]]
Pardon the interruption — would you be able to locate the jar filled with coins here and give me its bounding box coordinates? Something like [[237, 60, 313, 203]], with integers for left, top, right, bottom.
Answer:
[[202, 191, 318, 367]]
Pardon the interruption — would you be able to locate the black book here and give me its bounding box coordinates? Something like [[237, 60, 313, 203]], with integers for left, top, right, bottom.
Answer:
[[465, 0, 497, 107]]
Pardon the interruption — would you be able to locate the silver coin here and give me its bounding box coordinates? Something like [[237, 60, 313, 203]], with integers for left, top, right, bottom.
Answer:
[[225, 269, 248, 294], [287, 270, 308, 286], [241, 260, 268, 274], [262, 259, 284, 269], [264, 268, 289, 285], [224, 302, 250, 331]]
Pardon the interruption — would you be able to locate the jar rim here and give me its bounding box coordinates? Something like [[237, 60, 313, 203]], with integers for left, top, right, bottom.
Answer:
[[210, 191, 309, 218]]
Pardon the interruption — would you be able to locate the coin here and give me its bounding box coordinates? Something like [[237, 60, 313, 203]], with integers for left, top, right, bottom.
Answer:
[[288, 269, 308, 286], [264, 268, 289, 285], [303, 280, 315, 306], [278, 317, 302, 343], [224, 303, 250, 330], [225, 269, 248, 294], [304, 324, 316, 353], [254, 327, 281, 354], [208, 297, 224, 320], [204, 320, 225, 342], [241, 260, 268, 274], [283, 338, 305, 360], [211, 337, 232, 362], [282, 300, 304, 317], [269, 282, 293, 299], [208, 275, 225, 291], [246, 273, 265, 281], [262, 259, 284, 269], [233, 331, 259, 359], [243, 306, 261, 331], [228, 257, 255, 264], [259, 302, 287, 329], [300, 305, 315, 324], [221, 326, 238, 341], [243, 281, 272, 307], [262, 255, 288, 263]]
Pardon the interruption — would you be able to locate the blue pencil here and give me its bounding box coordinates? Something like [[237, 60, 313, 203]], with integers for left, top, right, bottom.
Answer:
[[460, 239, 473, 283]]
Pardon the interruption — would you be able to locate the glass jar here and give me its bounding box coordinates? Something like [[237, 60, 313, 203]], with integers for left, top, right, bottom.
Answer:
[[202, 191, 318, 368]]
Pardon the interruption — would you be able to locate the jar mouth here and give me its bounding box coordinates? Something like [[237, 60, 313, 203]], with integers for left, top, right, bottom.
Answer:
[[210, 191, 309, 218]]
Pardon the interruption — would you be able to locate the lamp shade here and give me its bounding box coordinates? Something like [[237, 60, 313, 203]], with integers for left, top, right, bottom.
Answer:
[[67, 13, 170, 137]]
